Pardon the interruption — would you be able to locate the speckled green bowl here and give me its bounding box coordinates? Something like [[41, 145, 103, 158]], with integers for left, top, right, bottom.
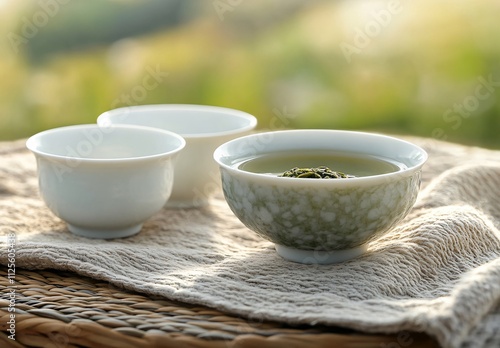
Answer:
[[214, 130, 427, 264]]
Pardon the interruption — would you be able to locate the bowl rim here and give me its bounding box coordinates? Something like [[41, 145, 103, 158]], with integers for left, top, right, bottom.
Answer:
[[26, 124, 186, 163], [213, 129, 428, 185], [96, 104, 258, 139]]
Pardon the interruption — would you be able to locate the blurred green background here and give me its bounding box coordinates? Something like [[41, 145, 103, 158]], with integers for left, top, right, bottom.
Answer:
[[1, 0, 499, 148]]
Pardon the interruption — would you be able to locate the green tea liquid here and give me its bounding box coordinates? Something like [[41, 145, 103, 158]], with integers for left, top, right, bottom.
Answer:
[[238, 150, 405, 177]]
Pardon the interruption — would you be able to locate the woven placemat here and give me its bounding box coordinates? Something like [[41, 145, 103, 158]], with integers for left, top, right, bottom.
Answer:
[[0, 268, 438, 348]]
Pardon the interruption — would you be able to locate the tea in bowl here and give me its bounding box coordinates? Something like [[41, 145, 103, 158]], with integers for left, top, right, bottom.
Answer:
[[97, 104, 257, 207], [26, 124, 185, 239], [214, 130, 427, 264]]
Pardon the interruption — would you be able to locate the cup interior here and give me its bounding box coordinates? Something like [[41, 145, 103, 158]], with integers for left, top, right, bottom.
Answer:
[[97, 104, 257, 138], [215, 130, 428, 178], [26, 124, 185, 161]]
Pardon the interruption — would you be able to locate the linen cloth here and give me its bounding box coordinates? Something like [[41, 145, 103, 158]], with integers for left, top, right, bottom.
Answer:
[[1, 136, 499, 348]]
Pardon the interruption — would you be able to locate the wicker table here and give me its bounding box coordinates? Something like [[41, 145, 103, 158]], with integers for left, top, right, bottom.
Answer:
[[0, 268, 438, 348]]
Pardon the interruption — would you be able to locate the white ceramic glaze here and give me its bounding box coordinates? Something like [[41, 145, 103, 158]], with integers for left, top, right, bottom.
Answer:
[[214, 130, 428, 264], [274, 244, 369, 265], [26, 124, 185, 239], [97, 104, 257, 207]]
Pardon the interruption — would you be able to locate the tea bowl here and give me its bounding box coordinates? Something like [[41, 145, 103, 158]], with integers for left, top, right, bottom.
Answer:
[[97, 104, 257, 208], [26, 124, 185, 239], [214, 130, 428, 264]]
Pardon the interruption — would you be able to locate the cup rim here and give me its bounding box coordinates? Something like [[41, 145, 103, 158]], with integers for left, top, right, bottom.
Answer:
[[26, 124, 186, 163], [96, 104, 258, 139], [213, 129, 428, 185]]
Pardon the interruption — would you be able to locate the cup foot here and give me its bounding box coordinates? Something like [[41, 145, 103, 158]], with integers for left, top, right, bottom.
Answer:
[[67, 223, 143, 239], [274, 244, 368, 264]]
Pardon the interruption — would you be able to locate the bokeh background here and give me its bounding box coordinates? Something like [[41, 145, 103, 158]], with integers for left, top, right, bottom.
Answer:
[[1, 0, 499, 148]]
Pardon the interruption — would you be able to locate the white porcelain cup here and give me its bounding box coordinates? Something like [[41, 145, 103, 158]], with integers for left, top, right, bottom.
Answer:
[[97, 104, 257, 207], [26, 124, 185, 239]]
